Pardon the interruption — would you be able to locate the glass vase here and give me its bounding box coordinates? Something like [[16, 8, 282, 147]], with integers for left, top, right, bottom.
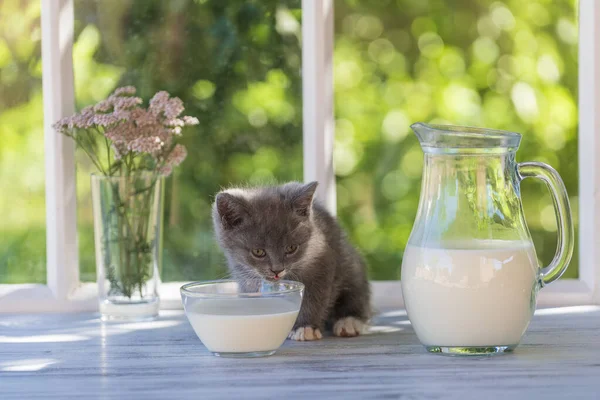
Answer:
[[91, 172, 164, 321]]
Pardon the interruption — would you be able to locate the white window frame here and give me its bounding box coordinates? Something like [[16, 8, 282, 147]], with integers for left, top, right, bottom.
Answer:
[[0, 0, 598, 313]]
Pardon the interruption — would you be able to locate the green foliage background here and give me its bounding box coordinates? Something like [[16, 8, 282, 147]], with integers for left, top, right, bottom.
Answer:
[[1, 0, 578, 283]]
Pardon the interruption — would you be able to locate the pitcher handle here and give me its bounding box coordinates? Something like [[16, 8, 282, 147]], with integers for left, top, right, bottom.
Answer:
[[517, 162, 574, 286]]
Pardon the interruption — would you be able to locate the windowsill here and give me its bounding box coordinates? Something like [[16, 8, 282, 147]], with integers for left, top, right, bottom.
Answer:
[[0, 279, 595, 313], [1, 306, 599, 397]]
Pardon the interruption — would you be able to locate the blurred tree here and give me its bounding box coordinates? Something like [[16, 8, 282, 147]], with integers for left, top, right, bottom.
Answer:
[[0, 0, 45, 283], [1, 0, 579, 283], [73, 0, 304, 282], [333, 0, 579, 279]]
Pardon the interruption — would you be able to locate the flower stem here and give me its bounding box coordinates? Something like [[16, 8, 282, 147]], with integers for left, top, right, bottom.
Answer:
[[75, 136, 106, 175], [101, 129, 112, 173]]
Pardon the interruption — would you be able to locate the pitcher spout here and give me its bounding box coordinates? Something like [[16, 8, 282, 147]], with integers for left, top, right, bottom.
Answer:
[[410, 122, 433, 147], [410, 122, 521, 153]]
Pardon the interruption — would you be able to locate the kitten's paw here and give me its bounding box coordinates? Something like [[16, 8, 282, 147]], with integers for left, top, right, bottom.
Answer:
[[333, 317, 365, 337], [288, 326, 323, 341]]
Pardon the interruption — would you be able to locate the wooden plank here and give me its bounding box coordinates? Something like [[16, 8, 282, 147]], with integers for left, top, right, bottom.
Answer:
[[0, 308, 599, 398]]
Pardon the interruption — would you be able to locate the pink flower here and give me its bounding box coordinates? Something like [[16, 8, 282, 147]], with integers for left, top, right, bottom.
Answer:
[[164, 116, 198, 133], [104, 121, 138, 144], [129, 136, 166, 155], [54, 86, 197, 175], [165, 119, 185, 128], [111, 96, 143, 111], [149, 91, 169, 105], [72, 107, 96, 129], [94, 100, 112, 113], [162, 97, 184, 120], [112, 142, 128, 160], [159, 144, 187, 176], [149, 91, 184, 120], [52, 116, 71, 133], [182, 116, 199, 125], [113, 86, 137, 96], [94, 112, 128, 127], [130, 108, 156, 128], [167, 144, 187, 165], [81, 105, 94, 114]]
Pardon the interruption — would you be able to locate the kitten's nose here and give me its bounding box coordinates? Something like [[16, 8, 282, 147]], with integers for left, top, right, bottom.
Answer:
[[270, 266, 284, 274]]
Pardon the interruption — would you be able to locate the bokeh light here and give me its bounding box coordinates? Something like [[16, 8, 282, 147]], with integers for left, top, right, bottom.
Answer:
[[1, 0, 580, 283], [334, 0, 579, 279]]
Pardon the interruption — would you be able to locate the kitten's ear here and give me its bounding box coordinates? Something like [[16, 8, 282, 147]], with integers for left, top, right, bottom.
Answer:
[[291, 181, 318, 217], [215, 192, 249, 230]]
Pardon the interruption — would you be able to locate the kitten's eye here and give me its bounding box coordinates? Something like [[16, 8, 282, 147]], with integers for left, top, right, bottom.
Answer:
[[251, 249, 266, 258], [285, 245, 298, 255]]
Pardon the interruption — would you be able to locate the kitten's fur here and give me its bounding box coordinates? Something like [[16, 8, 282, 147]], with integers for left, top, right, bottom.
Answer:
[[212, 182, 371, 341]]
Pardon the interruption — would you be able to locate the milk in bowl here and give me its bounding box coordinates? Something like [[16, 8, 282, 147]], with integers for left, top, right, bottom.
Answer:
[[181, 280, 303, 357]]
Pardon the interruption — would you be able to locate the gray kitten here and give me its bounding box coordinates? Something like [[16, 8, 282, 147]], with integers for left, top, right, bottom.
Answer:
[[212, 181, 371, 341]]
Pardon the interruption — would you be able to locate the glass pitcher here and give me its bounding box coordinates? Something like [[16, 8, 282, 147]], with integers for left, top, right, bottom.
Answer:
[[401, 123, 574, 356]]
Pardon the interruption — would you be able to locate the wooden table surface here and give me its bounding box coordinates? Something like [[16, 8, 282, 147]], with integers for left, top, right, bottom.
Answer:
[[1, 306, 599, 399]]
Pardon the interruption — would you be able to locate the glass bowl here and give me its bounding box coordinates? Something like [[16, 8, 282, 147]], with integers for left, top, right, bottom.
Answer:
[[180, 280, 304, 358]]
